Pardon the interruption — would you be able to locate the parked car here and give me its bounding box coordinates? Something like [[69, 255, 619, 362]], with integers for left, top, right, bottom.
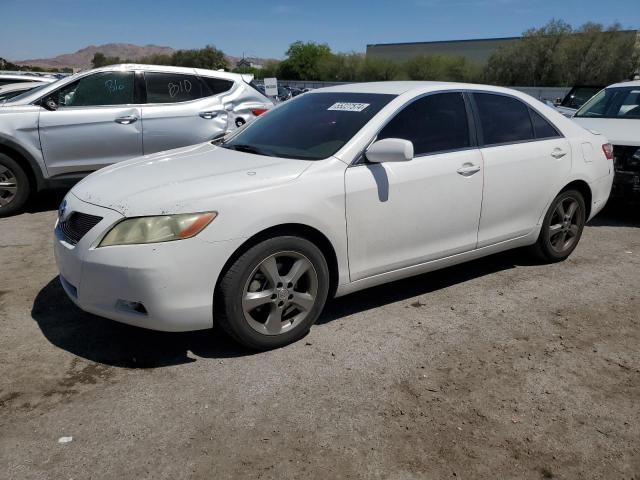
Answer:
[[552, 85, 604, 117], [54, 82, 613, 350], [0, 73, 56, 86], [572, 80, 640, 197], [0, 81, 48, 103], [277, 86, 292, 101], [0, 64, 273, 216]]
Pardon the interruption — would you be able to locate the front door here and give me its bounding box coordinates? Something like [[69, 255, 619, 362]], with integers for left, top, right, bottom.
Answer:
[[39, 70, 143, 177], [345, 92, 484, 281]]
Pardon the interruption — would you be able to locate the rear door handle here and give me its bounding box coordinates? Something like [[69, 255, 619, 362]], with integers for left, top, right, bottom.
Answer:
[[115, 115, 138, 125], [456, 164, 481, 176], [199, 111, 218, 119], [551, 148, 567, 159]]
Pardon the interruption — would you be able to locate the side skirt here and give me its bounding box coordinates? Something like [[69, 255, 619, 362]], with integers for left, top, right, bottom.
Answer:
[[334, 230, 540, 298]]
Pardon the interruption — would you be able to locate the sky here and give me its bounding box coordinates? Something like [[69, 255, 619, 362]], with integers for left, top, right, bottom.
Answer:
[[1, 0, 639, 61]]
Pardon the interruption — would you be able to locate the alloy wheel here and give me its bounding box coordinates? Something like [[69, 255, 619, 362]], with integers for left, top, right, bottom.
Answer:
[[548, 196, 582, 254], [0, 164, 18, 208], [242, 251, 319, 336]]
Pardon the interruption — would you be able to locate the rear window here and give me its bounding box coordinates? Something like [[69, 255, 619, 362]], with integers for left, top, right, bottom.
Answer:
[[201, 76, 234, 96], [222, 92, 396, 160], [576, 87, 640, 119]]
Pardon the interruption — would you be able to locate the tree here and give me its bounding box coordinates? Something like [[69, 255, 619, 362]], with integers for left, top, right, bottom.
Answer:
[[485, 20, 638, 86], [404, 54, 481, 82], [357, 57, 399, 81], [278, 41, 332, 80], [91, 52, 123, 68]]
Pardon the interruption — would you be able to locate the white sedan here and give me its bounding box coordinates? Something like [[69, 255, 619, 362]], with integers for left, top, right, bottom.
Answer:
[[54, 82, 614, 349]]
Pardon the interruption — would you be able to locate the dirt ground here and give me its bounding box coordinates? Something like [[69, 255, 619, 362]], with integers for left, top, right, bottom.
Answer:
[[1, 191, 639, 480]]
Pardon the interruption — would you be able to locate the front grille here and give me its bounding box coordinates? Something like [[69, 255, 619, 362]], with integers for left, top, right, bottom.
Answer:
[[58, 212, 103, 245]]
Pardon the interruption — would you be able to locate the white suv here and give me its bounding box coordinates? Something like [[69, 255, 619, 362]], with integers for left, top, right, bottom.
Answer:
[[0, 64, 272, 216]]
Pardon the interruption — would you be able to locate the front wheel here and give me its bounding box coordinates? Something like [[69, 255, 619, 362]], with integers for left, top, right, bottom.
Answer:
[[531, 189, 586, 262], [215, 236, 330, 350]]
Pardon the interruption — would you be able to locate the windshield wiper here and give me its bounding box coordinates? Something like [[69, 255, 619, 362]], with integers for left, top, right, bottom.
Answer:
[[223, 144, 273, 157]]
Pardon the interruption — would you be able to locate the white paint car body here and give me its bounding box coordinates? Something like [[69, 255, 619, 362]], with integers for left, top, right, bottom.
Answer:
[[54, 82, 613, 345]]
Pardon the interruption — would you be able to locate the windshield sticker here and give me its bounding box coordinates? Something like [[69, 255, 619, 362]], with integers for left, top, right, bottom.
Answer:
[[328, 102, 370, 112]]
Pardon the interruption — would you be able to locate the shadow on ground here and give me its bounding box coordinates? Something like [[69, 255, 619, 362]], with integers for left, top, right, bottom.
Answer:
[[32, 250, 527, 369]]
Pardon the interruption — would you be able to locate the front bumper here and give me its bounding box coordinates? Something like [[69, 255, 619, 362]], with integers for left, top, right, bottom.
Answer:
[[54, 194, 245, 332]]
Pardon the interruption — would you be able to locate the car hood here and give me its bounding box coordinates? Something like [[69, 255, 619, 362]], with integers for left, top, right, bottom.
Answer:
[[572, 117, 640, 146], [72, 142, 313, 216]]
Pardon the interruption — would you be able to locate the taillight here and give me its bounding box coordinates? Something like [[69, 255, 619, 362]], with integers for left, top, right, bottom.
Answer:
[[602, 143, 614, 160], [251, 108, 267, 117]]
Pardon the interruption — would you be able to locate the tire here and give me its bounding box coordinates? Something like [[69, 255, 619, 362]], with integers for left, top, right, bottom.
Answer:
[[531, 189, 586, 263], [215, 236, 330, 350], [0, 153, 30, 218]]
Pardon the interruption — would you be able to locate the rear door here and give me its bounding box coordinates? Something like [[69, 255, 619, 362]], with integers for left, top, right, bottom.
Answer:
[[39, 70, 143, 176], [140, 71, 231, 154], [471, 92, 571, 247]]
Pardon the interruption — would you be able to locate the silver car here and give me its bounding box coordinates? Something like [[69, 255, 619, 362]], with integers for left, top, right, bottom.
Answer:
[[0, 64, 273, 216]]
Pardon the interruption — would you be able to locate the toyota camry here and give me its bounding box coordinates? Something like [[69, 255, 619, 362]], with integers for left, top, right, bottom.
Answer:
[[54, 82, 614, 349]]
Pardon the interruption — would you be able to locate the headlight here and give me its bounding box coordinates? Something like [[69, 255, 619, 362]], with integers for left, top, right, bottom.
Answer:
[[99, 212, 217, 247]]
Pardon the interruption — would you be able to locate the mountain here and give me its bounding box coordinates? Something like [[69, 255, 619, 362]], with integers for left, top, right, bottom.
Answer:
[[15, 43, 176, 70]]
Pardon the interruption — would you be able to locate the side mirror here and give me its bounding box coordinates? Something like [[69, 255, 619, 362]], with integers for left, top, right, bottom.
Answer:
[[42, 97, 58, 111], [365, 138, 414, 163]]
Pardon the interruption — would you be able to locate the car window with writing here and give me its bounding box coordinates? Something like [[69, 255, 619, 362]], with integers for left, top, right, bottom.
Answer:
[[145, 72, 206, 103], [58, 72, 134, 107]]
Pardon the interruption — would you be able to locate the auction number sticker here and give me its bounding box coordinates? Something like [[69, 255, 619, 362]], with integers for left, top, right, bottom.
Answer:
[[328, 102, 370, 112]]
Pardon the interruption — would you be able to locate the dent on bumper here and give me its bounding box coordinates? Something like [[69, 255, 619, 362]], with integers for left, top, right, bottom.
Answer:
[[55, 234, 246, 332]]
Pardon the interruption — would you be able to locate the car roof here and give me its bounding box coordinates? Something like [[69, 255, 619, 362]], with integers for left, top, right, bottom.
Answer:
[[91, 64, 250, 82], [313, 81, 531, 96], [606, 80, 640, 89]]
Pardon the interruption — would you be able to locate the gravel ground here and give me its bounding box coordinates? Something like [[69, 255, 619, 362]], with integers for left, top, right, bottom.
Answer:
[[1, 191, 639, 480]]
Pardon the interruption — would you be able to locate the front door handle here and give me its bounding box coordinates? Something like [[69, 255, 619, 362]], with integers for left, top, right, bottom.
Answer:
[[456, 164, 481, 176], [115, 115, 138, 125], [551, 148, 567, 159], [199, 111, 219, 119]]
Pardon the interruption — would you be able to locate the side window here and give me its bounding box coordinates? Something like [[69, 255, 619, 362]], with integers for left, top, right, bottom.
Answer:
[[530, 109, 561, 139], [201, 76, 234, 96], [474, 93, 534, 145], [55, 72, 135, 107], [378, 92, 470, 155], [145, 72, 207, 103]]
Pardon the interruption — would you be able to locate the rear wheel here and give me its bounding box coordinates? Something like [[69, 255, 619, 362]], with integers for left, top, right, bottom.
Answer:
[[0, 153, 30, 218], [215, 236, 330, 350], [531, 189, 586, 262]]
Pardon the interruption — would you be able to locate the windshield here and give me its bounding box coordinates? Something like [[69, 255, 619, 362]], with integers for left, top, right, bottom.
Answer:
[[222, 92, 396, 160], [575, 86, 640, 119]]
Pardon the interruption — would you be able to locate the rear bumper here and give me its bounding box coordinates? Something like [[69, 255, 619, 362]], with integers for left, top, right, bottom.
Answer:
[[588, 172, 614, 220], [54, 194, 244, 332]]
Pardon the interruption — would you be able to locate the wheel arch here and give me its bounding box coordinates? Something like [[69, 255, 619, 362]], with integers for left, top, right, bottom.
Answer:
[[215, 223, 341, 299], [0, 135, 45, 192], [560, 179, 592, 219]]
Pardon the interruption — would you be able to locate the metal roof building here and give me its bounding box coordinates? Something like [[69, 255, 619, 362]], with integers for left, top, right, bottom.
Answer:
[[366, 31, 640, 65]]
